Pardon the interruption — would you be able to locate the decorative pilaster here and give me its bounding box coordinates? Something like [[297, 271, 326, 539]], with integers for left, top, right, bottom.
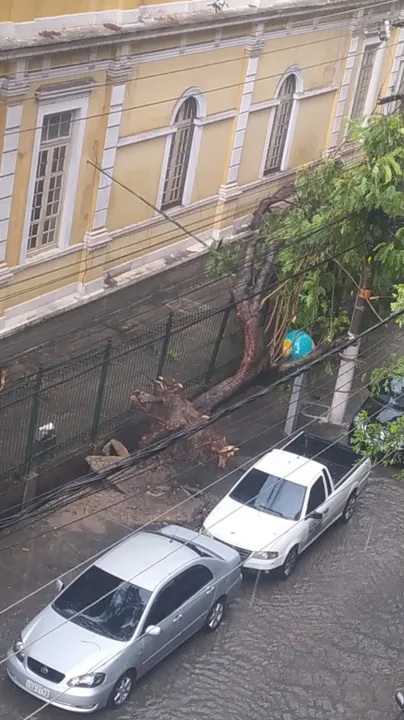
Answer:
[[384, 27, 404, 113], [226, 35, 263, 185], [0, 71, 29, 281], [329, 33, 359, 148], [211, 26, 263, 241], [91, 58, 132, 236]]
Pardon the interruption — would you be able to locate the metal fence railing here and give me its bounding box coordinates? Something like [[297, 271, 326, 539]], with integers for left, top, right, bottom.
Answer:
[[0, 302, 243, 483]]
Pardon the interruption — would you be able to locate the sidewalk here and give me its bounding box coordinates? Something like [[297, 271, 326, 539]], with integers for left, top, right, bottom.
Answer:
[[1, 252, 229, 384]]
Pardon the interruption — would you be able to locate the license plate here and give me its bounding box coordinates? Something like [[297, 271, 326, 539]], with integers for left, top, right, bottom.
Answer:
[[26, 679, 50, 699]]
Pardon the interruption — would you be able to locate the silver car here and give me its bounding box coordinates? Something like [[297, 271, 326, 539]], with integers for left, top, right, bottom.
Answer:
[[7, 525, 241, 713]]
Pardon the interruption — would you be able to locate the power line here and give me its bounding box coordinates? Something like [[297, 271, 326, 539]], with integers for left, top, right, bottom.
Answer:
[[1, 203, 356, 363], [4, 370, 400, 717], [1, 38, 401, 141], [0, 232, 366, 394], [0, 313, 400, 619], [2, 163, 359, 306], [8, 0, 393, 85], [0, 318, 398, 542], [0, 158, 364, 365]]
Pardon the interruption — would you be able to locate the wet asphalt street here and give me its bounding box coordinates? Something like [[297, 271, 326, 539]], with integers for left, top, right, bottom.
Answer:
[[0, 467, 404, 720]]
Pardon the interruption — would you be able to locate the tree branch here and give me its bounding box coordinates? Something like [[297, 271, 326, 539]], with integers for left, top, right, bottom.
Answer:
[[333, 258, 383, 321]]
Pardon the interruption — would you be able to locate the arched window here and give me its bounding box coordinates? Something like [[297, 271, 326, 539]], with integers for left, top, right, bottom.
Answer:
[[264, 74, 296, 174], [161, 97, 197, 209]]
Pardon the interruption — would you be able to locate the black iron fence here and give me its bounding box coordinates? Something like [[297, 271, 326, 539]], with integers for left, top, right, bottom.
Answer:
[[0, 302, 243, 483]]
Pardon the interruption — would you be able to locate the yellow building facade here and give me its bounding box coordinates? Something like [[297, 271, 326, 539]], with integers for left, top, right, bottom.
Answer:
[[0, 0, 402, 333]]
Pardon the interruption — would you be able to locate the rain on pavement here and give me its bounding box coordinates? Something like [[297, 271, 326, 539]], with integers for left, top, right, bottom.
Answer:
[[0, 466, 403, 720]]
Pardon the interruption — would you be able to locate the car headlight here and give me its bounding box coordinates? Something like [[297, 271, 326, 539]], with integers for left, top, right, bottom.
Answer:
[[68, 673, 106, 688], [251, 551, 279, 560], [13, 636, 25, 662]]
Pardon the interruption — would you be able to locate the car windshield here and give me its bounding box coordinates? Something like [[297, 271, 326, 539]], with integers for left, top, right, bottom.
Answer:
[[52, 566, 151, 642], [374, 377, 404, 409], [230, 468, 306, 521]]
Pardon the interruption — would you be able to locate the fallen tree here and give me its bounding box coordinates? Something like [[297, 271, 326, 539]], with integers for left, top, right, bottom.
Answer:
[[131, 377, 238, 468]]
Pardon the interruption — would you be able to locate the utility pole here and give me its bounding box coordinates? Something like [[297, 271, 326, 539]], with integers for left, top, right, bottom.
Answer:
[[328, 254, 374, 425], [329, 41, 404, 425]]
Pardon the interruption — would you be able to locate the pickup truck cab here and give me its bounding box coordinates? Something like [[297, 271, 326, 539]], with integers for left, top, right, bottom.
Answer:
[[203, 432, 371, 579]]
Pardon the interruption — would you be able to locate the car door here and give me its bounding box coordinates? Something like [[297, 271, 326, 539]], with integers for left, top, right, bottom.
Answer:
[[301, 476, 329, 550], [172, 564, 215, 642], [138, 575, 186, 674]]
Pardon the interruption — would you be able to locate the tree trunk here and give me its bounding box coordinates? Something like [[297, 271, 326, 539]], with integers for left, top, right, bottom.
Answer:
[[197, 296, 264, 412]]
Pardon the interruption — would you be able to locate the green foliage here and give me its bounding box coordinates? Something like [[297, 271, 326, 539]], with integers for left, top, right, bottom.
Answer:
[[351, 410, 404, 475], [391, 284, 404, 326], [209, 113, 404, 358], [207, 240, 242, 278], [352, 354, 404, 478], [367, 355, 404, 398]]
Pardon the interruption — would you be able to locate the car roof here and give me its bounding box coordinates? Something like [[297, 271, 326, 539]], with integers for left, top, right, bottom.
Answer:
[[94, 531, 198, 592], [253, 448, 323, 488]]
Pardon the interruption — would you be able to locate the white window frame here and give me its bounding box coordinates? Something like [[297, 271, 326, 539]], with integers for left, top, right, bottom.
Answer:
[[346, 37, 384, 129], [259, 67, 303, 179], [20, 94, 89, 265], [156, 87, 206, 213]]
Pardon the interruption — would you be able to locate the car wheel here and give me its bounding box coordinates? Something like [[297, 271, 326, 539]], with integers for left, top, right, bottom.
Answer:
[[279, 546, 298, 580], [107, 671, 134, 709], [204, 597, 225, 632], [341, 492, 357, 524]]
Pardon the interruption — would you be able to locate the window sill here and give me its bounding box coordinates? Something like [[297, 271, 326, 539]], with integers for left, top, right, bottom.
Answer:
[[15, 243, 84, 273]]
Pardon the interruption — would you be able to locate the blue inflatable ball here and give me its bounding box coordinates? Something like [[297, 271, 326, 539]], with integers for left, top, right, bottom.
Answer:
[[283, 330, 314, 360]]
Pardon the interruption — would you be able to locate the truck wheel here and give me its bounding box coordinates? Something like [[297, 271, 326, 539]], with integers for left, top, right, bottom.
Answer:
[[279, 546, 298, 580], [341, 492, 357, 523]]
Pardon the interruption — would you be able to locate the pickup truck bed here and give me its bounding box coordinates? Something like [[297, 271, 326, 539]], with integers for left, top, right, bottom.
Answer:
[[284, 432, 358, 487]]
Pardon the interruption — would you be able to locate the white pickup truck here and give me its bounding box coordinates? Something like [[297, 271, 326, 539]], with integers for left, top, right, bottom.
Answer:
[[203, 432, 371, 579]]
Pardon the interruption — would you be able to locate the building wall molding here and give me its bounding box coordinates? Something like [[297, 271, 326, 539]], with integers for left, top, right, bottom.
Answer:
[[118, 126, 176, 147], [0, 103, 23, 261], [117, 109, 236, 149], [6, 15, 360, 83], [83, 228, 112, 252], [385, 27, 404, 113], [0, 76, 30, 98], [111, 195, 216, 241], [249, 84, 336, 115], [12, 242, 84, 274], [226, 53, 260, 185], [35, 77, 98, 102], [0, 8, 360, 47], [0, 262, 13, 287], [194, 109, 237, 126], [329, 33, 359, 148], [92, 81, 126, 231]]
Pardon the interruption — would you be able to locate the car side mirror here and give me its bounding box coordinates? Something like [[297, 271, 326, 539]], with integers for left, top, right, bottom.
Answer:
[[145, 625, 161, 637], [308, 511, 323, 521], [396, 690, 404, 709], [55, 578, 64, 594]]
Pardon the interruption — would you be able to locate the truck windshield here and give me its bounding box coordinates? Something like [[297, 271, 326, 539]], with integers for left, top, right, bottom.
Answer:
[[230, 468, 306, 521]]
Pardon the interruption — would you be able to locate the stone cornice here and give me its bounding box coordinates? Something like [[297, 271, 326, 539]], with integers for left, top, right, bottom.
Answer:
[[106, 58, 133, 84], [35, 77, 98, 102], [0, 75, 30, 99]]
